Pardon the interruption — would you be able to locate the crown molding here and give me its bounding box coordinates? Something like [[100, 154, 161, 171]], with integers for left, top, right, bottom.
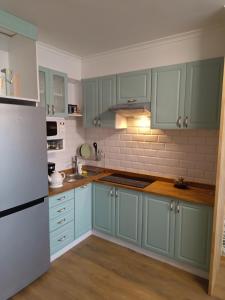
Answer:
[[82, 24, 225, 62], [37, 41, 82, 61]]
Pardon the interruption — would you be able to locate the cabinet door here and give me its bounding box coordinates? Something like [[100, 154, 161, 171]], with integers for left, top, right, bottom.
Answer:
[[39, 67, 51, 115], [83, 78, 98, 128], [75, 184, 92, 239], [115, 188, 142, 246], [117, 69, 151, 104], [98, 75, 117, 128], [151, 64, 186, 129], [50, 70, 68, 117], [175, 201, 212, 270], [92, 183, 115, 236], [142, 194, 175, 257], [185, 58, 223, 129]]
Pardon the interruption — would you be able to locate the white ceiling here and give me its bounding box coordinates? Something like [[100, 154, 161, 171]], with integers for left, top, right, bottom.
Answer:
[[0, 0, 225, 57]]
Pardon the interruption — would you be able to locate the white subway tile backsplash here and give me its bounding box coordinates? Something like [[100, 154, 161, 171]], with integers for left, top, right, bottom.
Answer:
[[86, 128, 218, 184]]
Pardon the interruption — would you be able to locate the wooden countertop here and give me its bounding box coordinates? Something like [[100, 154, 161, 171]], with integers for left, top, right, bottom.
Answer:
[[49, 168, 215, 207]]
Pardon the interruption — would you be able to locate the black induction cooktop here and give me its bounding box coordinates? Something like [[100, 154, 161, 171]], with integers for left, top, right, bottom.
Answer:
[[100, 173, 155, 188]]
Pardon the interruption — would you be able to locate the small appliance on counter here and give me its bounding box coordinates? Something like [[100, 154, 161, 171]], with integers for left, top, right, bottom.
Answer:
[[48, 162, 55, 176], [48, 170, 65, 188]]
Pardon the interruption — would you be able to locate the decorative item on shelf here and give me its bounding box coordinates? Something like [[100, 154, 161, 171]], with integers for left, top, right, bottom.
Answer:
[[68, 104, 82, 117], [174, 177, 189, 189]]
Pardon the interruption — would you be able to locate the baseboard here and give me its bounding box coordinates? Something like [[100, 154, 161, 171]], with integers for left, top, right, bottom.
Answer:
[[50, 230, 92, 262], [93, 230, 209, 279]]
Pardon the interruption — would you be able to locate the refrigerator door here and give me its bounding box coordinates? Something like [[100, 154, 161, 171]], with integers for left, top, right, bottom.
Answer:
[[0, 103, 48, 211], [0, 198, 50, 300]]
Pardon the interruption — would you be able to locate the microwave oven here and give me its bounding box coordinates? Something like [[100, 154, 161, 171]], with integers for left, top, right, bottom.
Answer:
[[46, 118, 65, 140]]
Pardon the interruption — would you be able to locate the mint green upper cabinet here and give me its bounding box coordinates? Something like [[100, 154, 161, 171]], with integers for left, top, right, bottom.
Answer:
[[115, 188, 142, 246], [151, 64, 186, 129], [51, 70, 68, 117], [117, 70, 151, 104], [83, 78, 98, 128], [39, 67, 50, 115], [184, 58, 223, 129], [151, 58, 223, 129], [0, 10, 37, 40], [92, 183, 115, 235], [75, 184, 92, 239], [174, 201, 212, 270], [142, 194, 175, 257], [39, 67, 68, 117], [98, 75, 117, 128]]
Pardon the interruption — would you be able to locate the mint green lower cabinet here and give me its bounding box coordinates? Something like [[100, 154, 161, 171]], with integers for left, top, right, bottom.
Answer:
[[115, 188, 142, 246], [93, 183, 115, 235], [49, 190, 75, 255], [75, 184, 92, 239], [174, 201, 212, 270], [142, 194, 175, 257]]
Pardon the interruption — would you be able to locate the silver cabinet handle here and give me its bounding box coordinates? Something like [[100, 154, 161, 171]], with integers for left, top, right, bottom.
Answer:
[[57, 207, 66, 213], [47, 104, 50, 115], [57, 196, 65, 202], [170, 201, 174, 211], [80, 185, 87, 189], [176, 202, 180, 214], [128, 99, 137, 103], [184, 116, 188, 128], [115, 189, 118, 198], [58, 235, 66, 242], [110, 188, 114, 197], [93, 118, 97, 126], [176, 116, 182, 128], [97, 118, 101, 127], [57, 218, 66, 225], [52, 105, 55, 115]]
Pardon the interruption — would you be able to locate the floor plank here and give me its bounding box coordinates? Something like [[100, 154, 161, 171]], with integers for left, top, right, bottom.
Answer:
[[12, 236, 223, 300]]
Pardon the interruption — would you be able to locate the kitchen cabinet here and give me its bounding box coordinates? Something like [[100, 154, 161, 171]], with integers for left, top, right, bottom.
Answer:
[[0, 10, 38, 101], [39, 66, 68, 117], [83, 75, 117, 128], [92, 183, 115, 235], [83, 78, 98, 127], [151, 64, 186, 129], [151, 57, 223, 129], [143, 194, 212, 270], [115, 188, 142, 246], [184, 58, 223, 129], [49, 190, 75, 255], [142, 194, 175, 257], [117, 69, 151, 104], [75, 184, 92, 239], [175, 201, 212, 270], [92, 183, 212, 270]]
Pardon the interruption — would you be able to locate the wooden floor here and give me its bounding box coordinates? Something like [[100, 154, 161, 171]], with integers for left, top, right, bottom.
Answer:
[[12, 236, 224, 300]]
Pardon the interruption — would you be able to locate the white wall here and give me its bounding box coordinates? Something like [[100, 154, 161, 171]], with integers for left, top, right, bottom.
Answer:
[[37, 42, 82, 80], [82, 26, 225, 78]]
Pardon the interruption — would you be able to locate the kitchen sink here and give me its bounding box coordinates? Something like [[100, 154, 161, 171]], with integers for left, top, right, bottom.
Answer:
[[100, 173, 155, 188], [66, 174, 85, 182]]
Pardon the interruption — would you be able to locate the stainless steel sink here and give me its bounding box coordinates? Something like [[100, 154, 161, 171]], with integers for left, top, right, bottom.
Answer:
[[66, 174, 85, 182]]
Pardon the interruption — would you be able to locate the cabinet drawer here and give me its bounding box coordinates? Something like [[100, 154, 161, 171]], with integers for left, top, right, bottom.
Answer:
[[49, 198, 74, 219], [49, 210, 74, 232], [50, 221, 74, 255], [49, 190, 74, 208]]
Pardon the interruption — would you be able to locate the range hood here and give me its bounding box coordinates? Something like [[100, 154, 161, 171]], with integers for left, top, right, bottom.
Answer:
[[109, 102, 151, 117]]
